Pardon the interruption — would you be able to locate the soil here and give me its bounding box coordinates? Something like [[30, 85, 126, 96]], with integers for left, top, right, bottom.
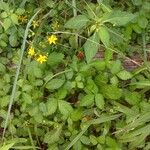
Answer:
[[95, 50, 150, 71]]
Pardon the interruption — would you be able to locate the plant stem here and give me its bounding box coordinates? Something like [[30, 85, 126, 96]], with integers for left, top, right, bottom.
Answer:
[[28, 127, 36, 150], [72, 0, 78, 48], [142, 32, 147, 61], [43, 69, 72, 88], [2, 9, 41, 141], [50, 31, 144, 69]]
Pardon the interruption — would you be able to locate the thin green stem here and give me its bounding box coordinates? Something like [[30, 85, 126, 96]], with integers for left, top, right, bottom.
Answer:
[[142, 32, 147, 61], [72, 0, 77, 16], [43, 69, 72, 88], [34, 125, 41, 147], [65, 0, 83, 15], [49, 31, 143, 68], [83, 0, 97, 18], [72, 0, 78, 48], [27, 127, 36, 150], [2, 9, 41, 140]]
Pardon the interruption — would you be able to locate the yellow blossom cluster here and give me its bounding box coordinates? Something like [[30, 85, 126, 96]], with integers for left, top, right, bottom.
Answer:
[[28, 46, 47, 64], [27, 35, 58, 64]]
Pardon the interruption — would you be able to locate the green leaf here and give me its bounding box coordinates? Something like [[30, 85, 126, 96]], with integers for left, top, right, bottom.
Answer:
[[33, 79, 43, 86], [3, 18, 12, 31], [28, 106, 39, 116], [9, 124, 16, 134], [125, 92, 141, 105], [119, 124, 150, 143], [80, 136, 91, 145], [95, 94, 105, 110], [1, 96, 9, 107], [46, 79, 65, 90], [58, 100, 73, 117], [46, 98, 57, 115], [105, 48, 113, 62], [138, 16, 148, 29], [56, 88, 67, 99], [22, 93, 32, 104], [90, 135, 97, 145], [77, 82, 84, 89], [0, 143, 15, 150], [130, 80, 150, 88], [110, 76, 119, 85], [117, 70, 133, 80], [100, 84, 122, 100], [84, 32, 99, 63], [103, 10, 135, 26], [47, 52, 64, 67], [9, 32, 18, 47], [15, 8, 25, 15], [12, 146, 39, 149], [69, 36, 77, 49], [142, 2, 150, 11], [106, 137, 118, 148], [124, 25, 132, 40], [10, 14, 18, 25], [132, 24, 142, 34], [39, 102, 47, 115], [85, 79, 98, 94], [98, 26, 110, 47], [80, 94, 95, 107], [71, 108, 83, 121], [132, 0, 142, 6], [65, 114, 121, 150], [110, 60, 122, 74], [97, 1, 111, 12], [44, 125, 62, 144], [22, 84, 32, 92], [97, 135, 105, 144], [73, 140, 82, 150], [34, 113, 43, 123], [27, 61, 43, 78], [33, 67, 43, 78], [64, 15, 89, 30], [90, 60, 106, 71], [0, 40, 7, 47], [0, 63, 6, 73], [95, 74, 108, 85], [1, 12, 8, 18], [0, 2, 9, 11]]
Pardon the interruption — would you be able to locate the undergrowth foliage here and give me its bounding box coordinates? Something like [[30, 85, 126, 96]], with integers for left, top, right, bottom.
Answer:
[[0, 0, 150, 150]]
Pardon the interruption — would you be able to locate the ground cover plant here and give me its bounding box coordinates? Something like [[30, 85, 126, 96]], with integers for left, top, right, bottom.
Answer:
[[0, 0, 150, 149]]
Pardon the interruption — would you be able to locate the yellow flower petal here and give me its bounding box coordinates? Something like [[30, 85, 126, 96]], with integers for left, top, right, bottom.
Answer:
[[36, 54, 47, 64], [32, 20, 39, 29], [28, 47, 35, 56], [18, 15, 28, 23], [47, 35, 58, 44]]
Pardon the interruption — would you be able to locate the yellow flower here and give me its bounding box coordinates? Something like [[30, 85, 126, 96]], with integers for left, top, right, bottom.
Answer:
[[36, 54, 47, 64], [32, 20, 39, 29], [28, 47, 35, 56], [47, 35, 58, 44], [18, 15, 28, 23]]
